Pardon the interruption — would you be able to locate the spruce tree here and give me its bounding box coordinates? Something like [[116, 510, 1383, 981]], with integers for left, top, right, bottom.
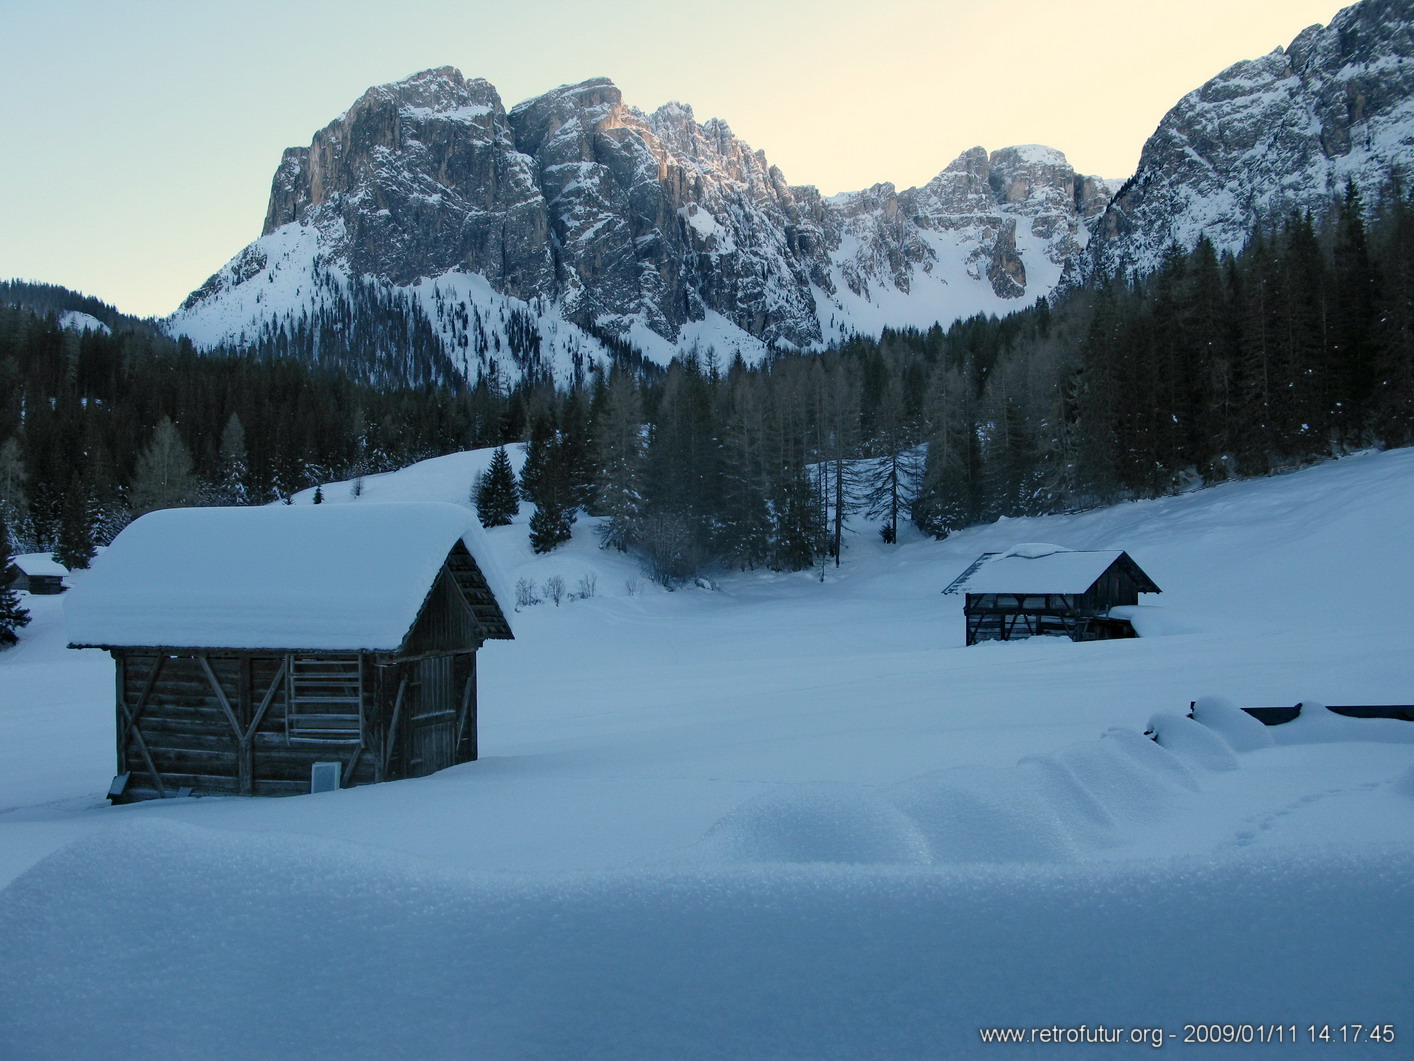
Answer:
[[716, 375, 773, 568], [521, 418, 578, 553], [911, 365, 978, 538], [0, 511, 31, 646], [216, 413, 252, 505], [53, 481, 96, 571], [590, 371, 647, 553], [861, 374, 921, 543], [769, 460, 822, 571], [1371, 179, 1414, 444], [642, 355, 721, 578], [1330, 181, 1378, 447], [474, 446, 520, 528], [528, 498, 574, 554]]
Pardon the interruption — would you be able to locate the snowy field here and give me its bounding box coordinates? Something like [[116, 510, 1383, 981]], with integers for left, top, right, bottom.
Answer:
[[2, 447, 1413, 1058]]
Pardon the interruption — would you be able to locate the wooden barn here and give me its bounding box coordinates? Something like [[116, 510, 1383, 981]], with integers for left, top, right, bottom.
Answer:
[[66, 502, 514, 801], [7, 553, 69, 594], [943, 544, 1161, 646]]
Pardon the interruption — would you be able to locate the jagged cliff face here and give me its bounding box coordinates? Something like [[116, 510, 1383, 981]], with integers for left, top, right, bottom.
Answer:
[[170, 68, 1110, 377], [503, 79, 834, 348], [1082, 0, 1414, 282], [166, 0, 1414, 384], [262, 69, 553, 296]]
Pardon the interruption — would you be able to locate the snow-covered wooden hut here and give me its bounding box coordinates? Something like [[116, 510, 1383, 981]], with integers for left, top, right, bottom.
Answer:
[[943, 544, 1161, 646], [66, 503, 514, 801], [7, 553, 69, 594]]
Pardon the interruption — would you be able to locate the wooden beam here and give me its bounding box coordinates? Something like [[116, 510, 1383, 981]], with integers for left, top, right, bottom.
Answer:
[[114, 653, 126, 773], [121, 653, 165, 746], [245, 659, 286, 743], [117, 653, 168, 798], [342, 742, 366, 789], [197, 654, 243, 740], [381, 673, 409, 778], [198, 652, 249, 795], [454, 656, 476, 760]]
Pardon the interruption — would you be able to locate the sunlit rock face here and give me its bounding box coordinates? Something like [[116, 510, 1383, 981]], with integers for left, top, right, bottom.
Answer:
[[173, 68, 1112, 383], [1077, 0, 1414, 284]]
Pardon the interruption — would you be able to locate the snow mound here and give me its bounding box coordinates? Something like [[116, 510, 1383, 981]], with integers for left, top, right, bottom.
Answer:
[[1105, 604, 1197, 637], [1147, 712, 1241, 771], [703, 724, 1220, 868], [889, 766, 1079, 863], [1190, 695, 1275, 752], [1054, 730, 1198, 823], [1098, 726, 1202, 791], [1394, 765, 1414, 799], [695, 787, 930, 865], [1272, 701, 1414, 745]]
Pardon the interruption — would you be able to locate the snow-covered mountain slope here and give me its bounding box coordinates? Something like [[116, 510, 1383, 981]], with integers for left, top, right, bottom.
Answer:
[[3, 448, 1413, 1056], [166, 0, 1414, 385], [1079, 0, 1414, 282], [56, 310, 110, 334], [168, 67, 1111, 380]]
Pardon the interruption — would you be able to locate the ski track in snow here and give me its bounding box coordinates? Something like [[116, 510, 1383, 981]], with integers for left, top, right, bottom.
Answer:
[[2, 447, 1412, 1057]]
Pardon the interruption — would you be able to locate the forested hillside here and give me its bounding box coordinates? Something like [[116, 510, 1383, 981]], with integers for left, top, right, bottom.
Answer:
[[4, 180, 1412, 586], [510, 178, 1414, 582], [0, 290, 544, 560]]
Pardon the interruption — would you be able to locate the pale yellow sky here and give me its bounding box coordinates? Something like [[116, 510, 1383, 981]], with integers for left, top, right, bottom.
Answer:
[[0, 0, 1352, 318]]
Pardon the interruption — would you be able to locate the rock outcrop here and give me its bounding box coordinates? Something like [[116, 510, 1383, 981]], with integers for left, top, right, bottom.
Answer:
[[170, 69, 1111, 380], [1079, 0, 1414, 282]]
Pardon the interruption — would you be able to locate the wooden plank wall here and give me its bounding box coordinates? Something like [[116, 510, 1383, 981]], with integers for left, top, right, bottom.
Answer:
[[117, 651, 380, 799]]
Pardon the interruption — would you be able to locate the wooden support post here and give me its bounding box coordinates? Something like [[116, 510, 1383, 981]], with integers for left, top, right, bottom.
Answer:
[[117, 652, 167, 798], [238, 657, 253, 795], [454, 653, 478, 762], [468, 654, 478, 762], [198, 653, 249, 795], [114, 653, 126, 774], [381, 673, 409, 778]]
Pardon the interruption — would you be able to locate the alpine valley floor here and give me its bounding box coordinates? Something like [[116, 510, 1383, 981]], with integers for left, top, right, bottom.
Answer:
[[2, 447, 1412, 1059]]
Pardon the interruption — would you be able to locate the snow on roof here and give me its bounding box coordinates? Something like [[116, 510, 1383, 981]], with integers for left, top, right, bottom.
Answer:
[[66, 502, 514, 651], [12, 553, 69, 577], [954, 548, 1137, 595]]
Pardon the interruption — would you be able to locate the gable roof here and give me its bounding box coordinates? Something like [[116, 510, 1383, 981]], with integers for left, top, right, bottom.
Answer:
[[66, 502, 514, 652], [945, 545, 1161, 596], [11, 553, 69, 578]]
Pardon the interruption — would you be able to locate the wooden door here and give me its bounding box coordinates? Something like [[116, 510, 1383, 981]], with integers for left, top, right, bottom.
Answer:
[[406, 655, 456, 776]]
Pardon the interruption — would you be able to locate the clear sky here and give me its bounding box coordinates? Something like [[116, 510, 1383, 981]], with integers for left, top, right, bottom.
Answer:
[[1, 0, 1349, 318]]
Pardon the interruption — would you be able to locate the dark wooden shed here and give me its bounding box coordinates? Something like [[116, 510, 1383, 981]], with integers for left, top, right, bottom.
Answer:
[[943, 544, 1161, 646], [66, 502, 514, 801], [7, 553, 68, 594]]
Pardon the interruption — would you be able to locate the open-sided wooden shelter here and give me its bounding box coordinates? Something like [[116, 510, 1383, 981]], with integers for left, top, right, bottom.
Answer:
[[66, 502, 513, 801], [943, 544, 1160, 646], [7, 553, 69, 594]]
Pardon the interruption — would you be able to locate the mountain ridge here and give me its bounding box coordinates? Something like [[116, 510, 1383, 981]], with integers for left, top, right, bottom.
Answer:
[[1077, 0, 1414, 283], [169, 67, 1112, 383], [167, 0, 1414, 387]]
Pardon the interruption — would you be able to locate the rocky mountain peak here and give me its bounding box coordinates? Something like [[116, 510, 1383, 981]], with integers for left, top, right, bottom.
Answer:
[[1080, 0, 1414, 283], [175, 68, 1115, 379]]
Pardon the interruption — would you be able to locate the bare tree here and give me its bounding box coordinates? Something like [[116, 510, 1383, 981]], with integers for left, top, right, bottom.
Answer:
[[129, 418, 199, 516]]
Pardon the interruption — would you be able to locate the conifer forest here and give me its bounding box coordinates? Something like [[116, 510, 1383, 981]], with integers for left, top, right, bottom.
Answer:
[[2, 181, 1412, 587]]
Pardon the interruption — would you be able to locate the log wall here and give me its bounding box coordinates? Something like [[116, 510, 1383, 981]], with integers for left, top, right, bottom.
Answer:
[[115, 648, 478, 800]]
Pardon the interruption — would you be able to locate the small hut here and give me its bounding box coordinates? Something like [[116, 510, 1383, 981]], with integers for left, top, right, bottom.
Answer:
[[66, 502, 514, 801], [943, 544, 1161, 646], [8, 553, 69, 594]]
